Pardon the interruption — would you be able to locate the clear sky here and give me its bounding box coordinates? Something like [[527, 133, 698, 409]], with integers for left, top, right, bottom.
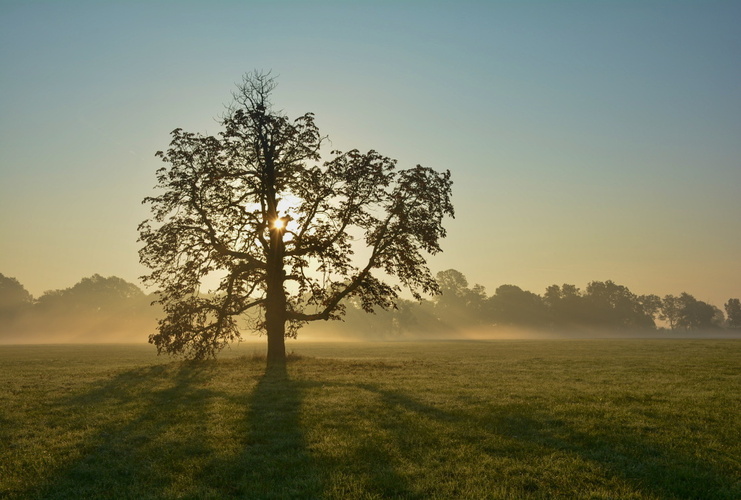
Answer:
[[1, 1, 739, 309]]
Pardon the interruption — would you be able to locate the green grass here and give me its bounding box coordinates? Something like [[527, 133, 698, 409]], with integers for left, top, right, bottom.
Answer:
[[1, 340, 739, 499]]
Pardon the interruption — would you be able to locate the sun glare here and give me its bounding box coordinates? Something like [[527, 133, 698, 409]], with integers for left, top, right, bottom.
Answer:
[[272, 218, 285, 230]]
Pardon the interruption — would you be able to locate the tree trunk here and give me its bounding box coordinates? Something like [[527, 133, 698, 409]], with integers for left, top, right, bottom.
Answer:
[[265, 220, 287, 367], [266, 309, 286, 367], [265, 288, 286, 367]]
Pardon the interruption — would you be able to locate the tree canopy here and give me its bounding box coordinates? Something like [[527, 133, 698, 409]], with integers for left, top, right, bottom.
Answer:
[[0, 273, 32, 321], [138, 72, 454, 362]]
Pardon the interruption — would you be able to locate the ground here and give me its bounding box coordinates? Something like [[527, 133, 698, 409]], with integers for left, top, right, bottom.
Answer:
[[1, 340, 739, 499]]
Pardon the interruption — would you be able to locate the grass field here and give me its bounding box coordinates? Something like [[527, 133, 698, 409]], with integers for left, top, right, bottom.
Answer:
[[1, 340, 739, 499]]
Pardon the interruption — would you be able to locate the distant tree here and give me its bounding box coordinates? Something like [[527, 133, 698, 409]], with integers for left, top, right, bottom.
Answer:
[[434, 269, 487, 327], [36, 274, 146, 314], [0, 273, 33, 323], [15, 275, 156, 342], [674, 293, 721, 330], [659, 294, 682, 330], [711, 305, 726, 329], [331, 296, 444, 339], [435, 269, 470, 301], [582, 281, 656, 329], [139, 72, 454, 363], [402, 298, 450, 335], [638, 294, 662, 323], [725, 298, 741, 328], [543, 283, 587, 327], [486, 284, 548, 327]]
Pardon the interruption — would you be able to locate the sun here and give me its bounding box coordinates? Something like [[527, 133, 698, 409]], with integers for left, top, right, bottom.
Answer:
[[272, 218, 285, 230]]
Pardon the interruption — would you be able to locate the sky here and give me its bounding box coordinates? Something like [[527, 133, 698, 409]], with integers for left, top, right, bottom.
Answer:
[[1, 1, 740, 309]]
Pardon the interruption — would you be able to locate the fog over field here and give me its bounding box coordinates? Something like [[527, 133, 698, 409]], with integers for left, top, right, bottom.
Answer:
[[2, 271, 739, 347]]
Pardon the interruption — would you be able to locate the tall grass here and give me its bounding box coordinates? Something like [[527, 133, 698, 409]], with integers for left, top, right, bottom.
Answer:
[[1, 340, 739, 499]]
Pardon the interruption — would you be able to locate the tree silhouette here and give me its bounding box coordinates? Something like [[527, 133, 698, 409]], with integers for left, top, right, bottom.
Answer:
[[725, 298, 741, 329], [582, 281, 657, 330], [671, 293, 722, 331], [543, 283, 586, 327], [487, 284, 548, 327], [35, 274, 145, 313], [0, 273, 32, 323], [434, 269, 487, 326], [139, 72, 454, 363], [659, 294, 681, 330]]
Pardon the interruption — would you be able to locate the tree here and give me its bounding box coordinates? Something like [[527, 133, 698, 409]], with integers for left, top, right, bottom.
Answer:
[[35, 274, 146, 314], [139, 72, 454, 364], [486, 284, 548, 327], [659, 294, 681, 330], [0, 273, 33, 324], [638, 294, 662, 325], [38, 274, 145, 313], [725, 298, 741, 328], [434, 269, 487, 326], [582, 280, 656, 329], [434, 269, 488, 327], [543, 283, 587, 327], [673, 293, 720, 331], [32, 274, 156, 341]]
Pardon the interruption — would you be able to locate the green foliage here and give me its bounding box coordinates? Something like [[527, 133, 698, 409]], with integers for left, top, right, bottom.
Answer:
[[1, 341, 739, 499], [139, 72, 454, 360]]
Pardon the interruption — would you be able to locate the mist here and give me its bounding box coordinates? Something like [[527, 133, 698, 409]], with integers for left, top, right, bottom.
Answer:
[[0, 274, 158, 345], [2, 271, 739, 346], [299, 321, 741, 343]]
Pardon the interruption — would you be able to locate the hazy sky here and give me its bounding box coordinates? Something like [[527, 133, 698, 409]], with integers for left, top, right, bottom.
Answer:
[[1, 1, 739, 308]]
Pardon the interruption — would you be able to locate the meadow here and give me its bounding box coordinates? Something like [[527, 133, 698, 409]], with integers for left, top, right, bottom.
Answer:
[[1, 340, 739, 499]]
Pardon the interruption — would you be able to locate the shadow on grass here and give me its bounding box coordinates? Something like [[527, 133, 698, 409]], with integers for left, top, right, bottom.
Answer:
[[20, 363, 217, 498], [486, 405, 740, 499], [201, 363, 323, 498], [345, 382, 739, 499], [11, 358, 738, 499], [17, 361, 323, 499]]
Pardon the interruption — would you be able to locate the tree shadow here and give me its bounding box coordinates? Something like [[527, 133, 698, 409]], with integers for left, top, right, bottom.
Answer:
[[15, 360, 325, 499], [343, 382, 739, 499], [199, 363, 324, 498], [486, 405, 740, 499], [10, 359, 737, 499], [19, 362, 219, 498]]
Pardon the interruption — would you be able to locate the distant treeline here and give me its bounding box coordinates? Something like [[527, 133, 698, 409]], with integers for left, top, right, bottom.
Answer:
[[0, 273, 159, 343], [322, 269, 741, 338], [1, 271, 739, 343]]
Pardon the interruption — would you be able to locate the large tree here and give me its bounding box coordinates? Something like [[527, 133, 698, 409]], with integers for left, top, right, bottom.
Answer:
[[138, 72, 454, 364]]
